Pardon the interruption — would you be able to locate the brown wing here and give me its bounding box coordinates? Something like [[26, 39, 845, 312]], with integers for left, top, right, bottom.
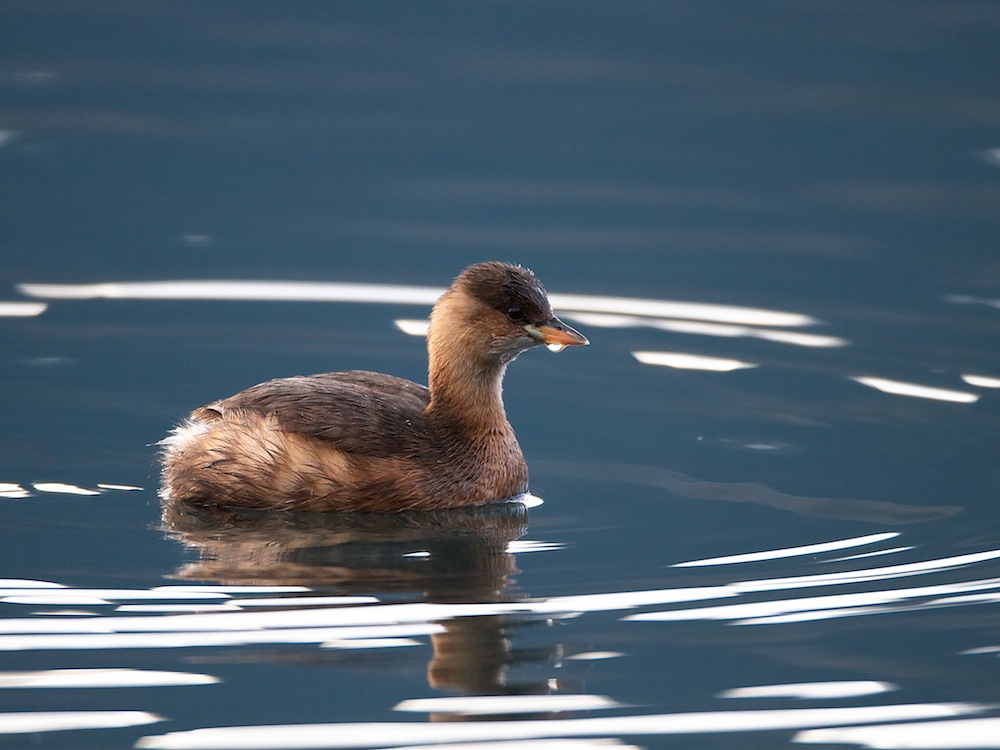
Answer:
[[192, 371, 432, 457]]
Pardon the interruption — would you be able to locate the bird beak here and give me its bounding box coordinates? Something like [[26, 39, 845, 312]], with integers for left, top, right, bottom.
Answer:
[[524, 317, 590, 349]]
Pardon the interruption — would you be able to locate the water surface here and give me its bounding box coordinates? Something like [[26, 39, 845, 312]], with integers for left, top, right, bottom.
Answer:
[[3, 3, 1000, 748]]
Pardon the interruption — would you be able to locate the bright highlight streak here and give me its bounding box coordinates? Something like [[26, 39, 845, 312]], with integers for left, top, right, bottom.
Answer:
[[394, 319, 430, 336], [395, 694, 621, 715], [0, 580, 63, 589], [672, 533, 899, 568], [563, 312, 846, 348], [852, 377, 979, 403], [507, 540, 563, 554], [550, 294, 816, 327], [32, 483, 101, 496], [0, 302, 47, 317], [17, 280, 445, 306], [566, 652, 625, 661], [633, 351, 757, 372], [829, 547, 914, 563], [151, 586, 310, 594], [133, 704, 986, 749], [728, 550, 1000, 592], [1, 588, 229, 604], [962, 374, 1000, 388], [627, 572, 1000, 625], [0, 711, 161, 734], [232, 596, 378, 608], [0, 624, 444, 651], [719, 681, 896, 700], [794, 716, 1000, 748], [17, 280, 818, 327], [0, 668, 218, 689]]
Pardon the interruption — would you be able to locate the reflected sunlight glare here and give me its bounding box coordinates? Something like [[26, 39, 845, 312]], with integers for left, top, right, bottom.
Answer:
[[134, 703, 986, 749], [17, 280, 819, 328], [394, 319, 430, 336], [0, 301, 47, 317], [719, 681, 896, 700], [962, 374, 1000, 388], [32, 482, 101, 496], [0, 483, 31, 499], [828, 547, 914, 562], [0, 668, 218, 689], [726, 550, 1000, 592], [672, 533, 899, 567], [627, 573, 1000, 626], [632, 351, 757, 372], [0, 710, 161, 735], [563, 312, 847, 348], [395, 694, 622, 715], [852, 377, 979, 403], [794, 716, 1000, 748]]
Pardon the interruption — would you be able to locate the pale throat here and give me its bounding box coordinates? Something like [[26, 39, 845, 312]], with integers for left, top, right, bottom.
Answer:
[[424, 291, 515, 432]]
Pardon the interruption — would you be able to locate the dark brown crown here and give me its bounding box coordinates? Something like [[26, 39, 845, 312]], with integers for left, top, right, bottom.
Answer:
[[456, 261, 553, 324]]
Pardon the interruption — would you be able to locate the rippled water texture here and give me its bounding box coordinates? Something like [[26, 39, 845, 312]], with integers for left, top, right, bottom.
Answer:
[[3, 3, 1000, 749]]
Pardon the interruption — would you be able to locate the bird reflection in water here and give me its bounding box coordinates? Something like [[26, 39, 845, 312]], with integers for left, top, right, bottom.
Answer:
[[161, 498, 567, 721]]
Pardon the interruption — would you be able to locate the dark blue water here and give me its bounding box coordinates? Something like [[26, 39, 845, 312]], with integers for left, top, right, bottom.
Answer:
[[3, 3, 1000, 748]]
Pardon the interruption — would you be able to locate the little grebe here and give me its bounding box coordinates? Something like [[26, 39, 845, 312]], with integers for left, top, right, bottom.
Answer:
[[159, 261, 588, 512]]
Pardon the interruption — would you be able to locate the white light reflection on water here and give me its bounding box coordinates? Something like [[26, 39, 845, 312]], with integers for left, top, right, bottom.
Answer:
[[0, 623, 446, 651], [1, 533, 999, 746], [562, 311, 848, 348], [565, 651, 624, 661], [794, 717, 1000, 748], [24, 278, 994, 410], [851, 376, 979, 403], [32, 482, 101, 496], [0, 711, 162, 735], [962, 374, 1000, 388], [828, 546, 914, 562], [0, 482, 144, 499], [0, 668, 218, 689], [0, 483, 31, 499], [0, 711, 163, 734], [631, 351, 757, 372], [116, 604, 243, 613], [18, 280, 817, 327], [0, 579, 63, 588], [19, 280, 444, 306], [724, 549, 1000, 591], [134, 704, 986, 749], [382, 742, 641, 750], [1, 588, 229, 605], [628, 573, 1000, 627], [719, 681, 896, 700], [0, 301, 47, 316], [395, 694, 622, 715], [394, 318, 430, 336], [507, 540, 563, 553], [0, 587, 731, 642], [3, 551, 999, 657], [151, 585, 310, 594], [672, 532, 899, 567], [216, 595, 378, 608]]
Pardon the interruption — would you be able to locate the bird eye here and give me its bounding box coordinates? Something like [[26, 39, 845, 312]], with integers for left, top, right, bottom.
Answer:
[[506, 306, 526, 323]]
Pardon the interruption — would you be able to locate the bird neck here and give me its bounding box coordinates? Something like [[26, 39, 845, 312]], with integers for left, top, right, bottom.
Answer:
[[425, 293, 512, 436], [427, 342, 510, 435]]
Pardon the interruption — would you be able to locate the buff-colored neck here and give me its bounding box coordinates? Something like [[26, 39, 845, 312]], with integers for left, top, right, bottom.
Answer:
[[425, 290, 510, 435]]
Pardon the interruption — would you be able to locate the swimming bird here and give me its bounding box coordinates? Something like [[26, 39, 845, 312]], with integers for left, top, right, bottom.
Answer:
[[159, 261, 588, 512]]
